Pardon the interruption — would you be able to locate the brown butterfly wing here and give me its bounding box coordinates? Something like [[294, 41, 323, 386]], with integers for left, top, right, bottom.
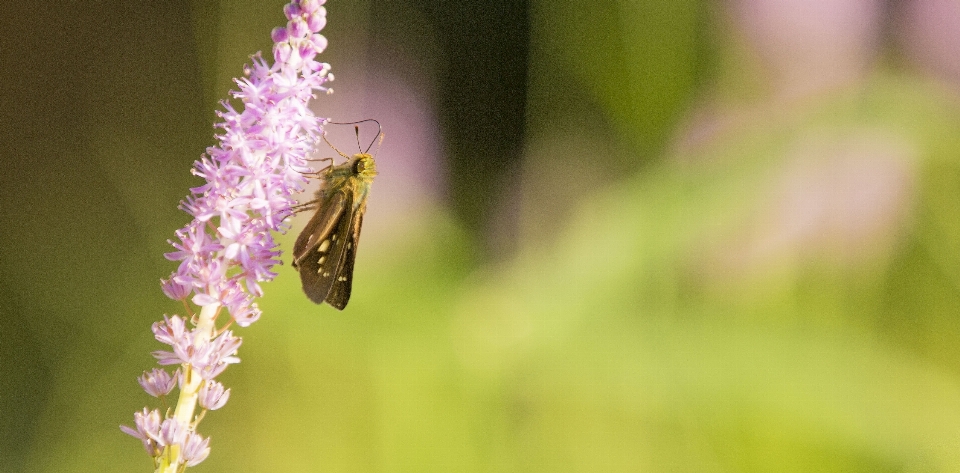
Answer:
[[293, 192, 353, 306], [292, 191, 345, 267], [324, 204, 364, 310]]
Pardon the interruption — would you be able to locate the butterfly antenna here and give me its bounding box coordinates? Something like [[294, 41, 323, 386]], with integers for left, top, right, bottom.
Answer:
[[328, 119, 382, 154], [372, 131, 384, 158], [364, 120, 382, 154]]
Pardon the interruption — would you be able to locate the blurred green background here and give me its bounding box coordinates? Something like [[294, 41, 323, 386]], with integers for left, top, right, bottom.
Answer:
[[4, 0, 960, 471]]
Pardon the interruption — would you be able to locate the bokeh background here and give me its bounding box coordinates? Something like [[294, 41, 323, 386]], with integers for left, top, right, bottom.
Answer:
[[4, 0, 960, 471]]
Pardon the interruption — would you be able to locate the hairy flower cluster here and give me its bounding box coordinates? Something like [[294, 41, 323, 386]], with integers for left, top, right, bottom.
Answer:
[[122, 1, 332, 470]]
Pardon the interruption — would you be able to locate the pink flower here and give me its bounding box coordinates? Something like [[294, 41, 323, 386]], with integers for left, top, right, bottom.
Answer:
[[138, 368, 179, 398], [125, 1, 332, 468]]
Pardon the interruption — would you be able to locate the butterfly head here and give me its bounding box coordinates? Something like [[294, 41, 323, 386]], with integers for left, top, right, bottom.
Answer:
[[351, 153, 377, 181]]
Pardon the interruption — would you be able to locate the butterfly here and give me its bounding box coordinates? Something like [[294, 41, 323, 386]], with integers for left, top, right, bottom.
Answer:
[[292, 120, 381, 309]]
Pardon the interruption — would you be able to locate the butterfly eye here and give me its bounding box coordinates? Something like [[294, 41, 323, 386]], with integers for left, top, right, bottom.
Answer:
[[353, 159, 366, 174]]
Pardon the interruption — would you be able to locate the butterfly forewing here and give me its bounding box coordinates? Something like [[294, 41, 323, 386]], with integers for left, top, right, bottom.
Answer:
[[292, 191, 346, 264], [293, 191, 355, 305], [325, 209, 364, 309]]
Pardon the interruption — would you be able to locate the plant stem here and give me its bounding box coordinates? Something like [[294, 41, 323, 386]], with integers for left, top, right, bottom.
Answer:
[[155, 303, 219, 473]]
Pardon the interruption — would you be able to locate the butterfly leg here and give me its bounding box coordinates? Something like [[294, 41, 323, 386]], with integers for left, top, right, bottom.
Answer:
[[322, 133, 353, 160]]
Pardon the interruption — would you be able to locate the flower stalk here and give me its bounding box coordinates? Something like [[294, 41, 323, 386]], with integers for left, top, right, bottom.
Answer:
[[171, 303, 218, 426], [121, 1, 333, 469]]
